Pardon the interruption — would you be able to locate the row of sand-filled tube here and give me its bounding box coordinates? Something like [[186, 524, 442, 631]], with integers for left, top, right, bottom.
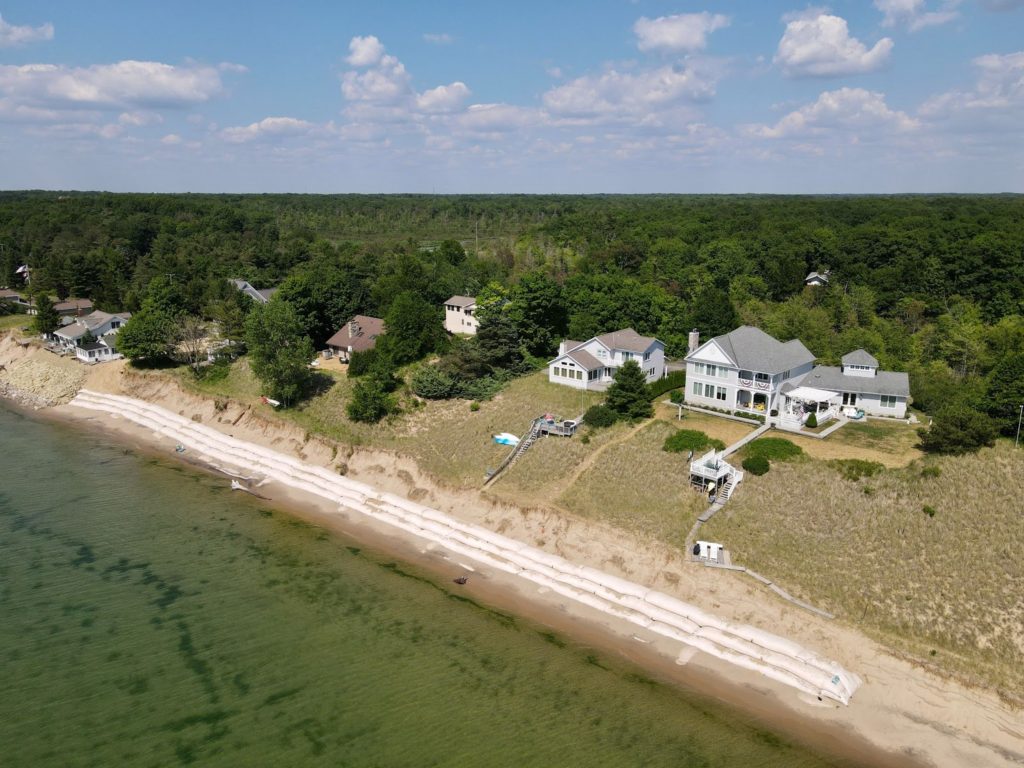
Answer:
[[71, 389, 861, 705]]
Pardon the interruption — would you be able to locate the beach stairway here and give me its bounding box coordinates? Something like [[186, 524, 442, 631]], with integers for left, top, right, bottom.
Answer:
[[483, 418, 543, 488], [718, 477, 736, 503]]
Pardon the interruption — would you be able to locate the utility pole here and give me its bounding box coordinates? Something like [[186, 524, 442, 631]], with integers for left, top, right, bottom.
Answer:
[[1016, 404, 1023, 449]]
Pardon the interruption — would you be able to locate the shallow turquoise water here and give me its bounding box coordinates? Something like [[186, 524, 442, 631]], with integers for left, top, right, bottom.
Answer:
[[0, 404, 862, 767]]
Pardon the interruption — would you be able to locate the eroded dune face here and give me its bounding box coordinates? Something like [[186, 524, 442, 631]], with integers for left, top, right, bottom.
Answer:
[[70, 387, 862, 706]]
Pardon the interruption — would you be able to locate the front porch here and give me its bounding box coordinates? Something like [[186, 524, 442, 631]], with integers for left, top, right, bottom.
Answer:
[[736, 370, 774, 415]]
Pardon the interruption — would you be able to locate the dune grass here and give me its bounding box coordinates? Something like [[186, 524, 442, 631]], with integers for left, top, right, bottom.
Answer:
[[558, 421, 706, 545], [0, 314, 30, 332], [703, 442, 1024, 699]]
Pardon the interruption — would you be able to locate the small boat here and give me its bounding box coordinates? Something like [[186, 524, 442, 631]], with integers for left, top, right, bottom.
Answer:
[[493, 432, 520, 446], [453, 576, 469, 585], [230, 479, 244, 491]]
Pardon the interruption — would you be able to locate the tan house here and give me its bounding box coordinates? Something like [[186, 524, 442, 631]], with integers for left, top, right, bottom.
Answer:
[[326, 315, 385, 362]]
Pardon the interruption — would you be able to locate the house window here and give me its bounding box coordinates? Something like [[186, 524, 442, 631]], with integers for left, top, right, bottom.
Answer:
[[880, 395, 897, 408], [703, 383, 716, 398], [716, 387, 727, 402], [622, 352, 633, 361], [643, 351, 651, 362], [692, 381, 701, 395], [576, 370, 583, 381], [693, 363, 705, 376], [597, 349, 606, 359]]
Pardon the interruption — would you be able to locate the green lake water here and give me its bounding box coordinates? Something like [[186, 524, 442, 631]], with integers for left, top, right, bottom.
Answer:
[[0, 404, 866, 767]]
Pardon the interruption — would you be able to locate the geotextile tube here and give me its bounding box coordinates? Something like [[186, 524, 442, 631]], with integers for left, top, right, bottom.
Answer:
[[70, 390, 862, 705]]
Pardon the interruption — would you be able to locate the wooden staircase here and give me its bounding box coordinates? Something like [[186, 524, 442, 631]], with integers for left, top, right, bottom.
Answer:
[[483, 418, 543, 488]]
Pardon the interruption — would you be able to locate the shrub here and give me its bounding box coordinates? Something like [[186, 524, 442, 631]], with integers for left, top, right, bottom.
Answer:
[[663, 429, 725, 454], [828, 459, 885, 482], [469, 401, 480, 412], [918, 406, 997, 455], [584, 404, 619, 429], [921, 465, 942, 478], [806, 412, 818, 428], [410, 364, 457, 399], [923, 505, 936, 518], [647, 370, 686, 400], [742, 455, 769, 476], [669, 390, 684, 404], [580, 433, 591, 445], [347, 375, 396, 423], [744, 438, 802, 462], [456, 374, 506, 401], [347, 347, 379, 377]]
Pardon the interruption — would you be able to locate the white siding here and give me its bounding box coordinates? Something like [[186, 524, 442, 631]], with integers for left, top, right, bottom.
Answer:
[[852, 393, 907, 419], [443, 304, 478, 335]]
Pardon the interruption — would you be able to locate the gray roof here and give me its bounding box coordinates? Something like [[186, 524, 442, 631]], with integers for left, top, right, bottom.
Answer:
[[690, 326, 815, 375], [444, 295, 476, 308], [566, 348, 602, 370], [805, 271, 830, 283], [797, 366, 910, 398], [54, 310, 131, 340], [594, 328, 659, 354], [231, 279, 276, 304], [53, 298, 93, 313], [841, 349, 879, 368], [0, 288, 22, 300]]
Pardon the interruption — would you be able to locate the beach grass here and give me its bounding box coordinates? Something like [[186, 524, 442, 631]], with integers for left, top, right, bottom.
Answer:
[[0, 314, 30, 332], [702, 442, 1024, 699], [764, 418, 922, 467], [557, 420, 706, 546]]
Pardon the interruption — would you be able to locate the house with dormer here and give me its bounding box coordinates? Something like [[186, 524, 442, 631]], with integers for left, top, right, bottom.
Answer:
[[787, 350, 910, 420], [684, 326, 816, 415], [548, 328, 665, 390], [52, 310, 132, 362]]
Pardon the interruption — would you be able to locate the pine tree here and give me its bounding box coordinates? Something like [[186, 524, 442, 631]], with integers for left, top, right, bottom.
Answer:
[[33, 295, 61, 336], [604, 359, 653, 420]]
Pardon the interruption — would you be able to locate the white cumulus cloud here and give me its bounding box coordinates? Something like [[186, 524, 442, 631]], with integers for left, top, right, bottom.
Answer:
[[0, 60, 229, 110], [775, 13, 893, 77], [749, 87, 918, 138], [542, 64, 716, 119], [633, 12, 730, 53], [920, 51, 1024, 116], [415, 82, 470, 113], [346, 35, 386, 67], [220, 116, 319, 143], [0, 13, 53, 48]]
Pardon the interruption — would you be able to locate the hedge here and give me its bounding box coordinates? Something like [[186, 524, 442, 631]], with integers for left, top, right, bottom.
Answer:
[[647, 370, 686, 401]]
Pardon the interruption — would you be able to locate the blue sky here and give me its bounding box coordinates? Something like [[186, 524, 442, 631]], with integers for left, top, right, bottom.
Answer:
[[1, 1, 1022, 192]]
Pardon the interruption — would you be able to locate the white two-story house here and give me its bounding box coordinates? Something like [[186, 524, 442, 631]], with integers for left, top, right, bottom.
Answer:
[[443, 295, 479, 335], [548, 328, 665, 390], [684, 326, 816, 415]]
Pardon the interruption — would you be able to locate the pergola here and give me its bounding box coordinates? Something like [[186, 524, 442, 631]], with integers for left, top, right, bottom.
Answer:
[[783, 386, 840, 418]]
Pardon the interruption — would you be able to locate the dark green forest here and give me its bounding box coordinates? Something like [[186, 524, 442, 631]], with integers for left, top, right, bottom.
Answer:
[[2, 192, 1022, 440]]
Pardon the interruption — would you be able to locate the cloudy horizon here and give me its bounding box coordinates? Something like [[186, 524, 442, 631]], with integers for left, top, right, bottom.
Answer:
[[0, 1, 1022, 193]]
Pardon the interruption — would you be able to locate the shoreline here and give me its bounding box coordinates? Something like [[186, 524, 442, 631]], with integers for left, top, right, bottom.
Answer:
[[2, 341, 1022, 767], [36, 397, 910, 768]]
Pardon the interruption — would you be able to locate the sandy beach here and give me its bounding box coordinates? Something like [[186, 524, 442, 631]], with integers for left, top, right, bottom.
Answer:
[[3, 340, 1023, 768]]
